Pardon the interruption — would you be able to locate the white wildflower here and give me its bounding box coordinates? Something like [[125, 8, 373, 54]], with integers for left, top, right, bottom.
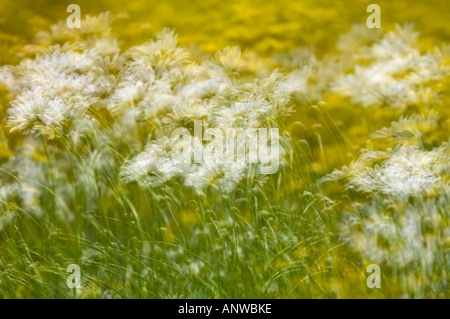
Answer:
[[185, 162, 247, 192], [330, 144, 449, 197], [332, 24, 447, 108]]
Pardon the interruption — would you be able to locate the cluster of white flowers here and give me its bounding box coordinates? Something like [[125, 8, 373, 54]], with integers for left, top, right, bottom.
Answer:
[[332, 24, 448, 109], [274, 24, 449, 107], [325, 113, 449, 197], [344, 144, 448, 196], [1, 14, 312, 193], [0, 140, 45, 228], [0, 14, 448, 197], [1, 43, 107, 139], [105, 30, 305, 191], [117, 46, 300, 191], [341, 195, 450, 298]]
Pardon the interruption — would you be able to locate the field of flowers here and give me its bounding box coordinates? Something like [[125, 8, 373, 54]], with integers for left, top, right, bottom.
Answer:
[[0, 0, 449, 298]]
